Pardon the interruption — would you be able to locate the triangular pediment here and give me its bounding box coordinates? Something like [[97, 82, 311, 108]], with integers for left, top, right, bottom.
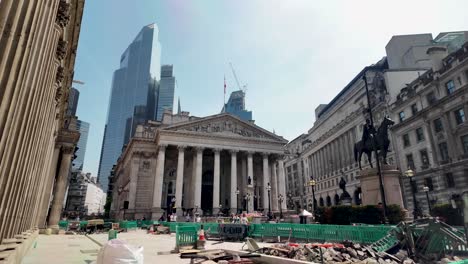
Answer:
[[162, 113, 287, 143]]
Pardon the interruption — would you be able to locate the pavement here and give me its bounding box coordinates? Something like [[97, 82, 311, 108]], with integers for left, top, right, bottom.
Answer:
[[22, 229, 265, 264]]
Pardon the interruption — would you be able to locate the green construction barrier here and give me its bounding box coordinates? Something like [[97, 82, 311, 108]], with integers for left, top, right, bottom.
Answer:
[[79, 221, 88, 229], [58, 221, 69, 230], [119, 221, 138, 230], [161, 222, 398, 245], [176, 225, 198, 249]]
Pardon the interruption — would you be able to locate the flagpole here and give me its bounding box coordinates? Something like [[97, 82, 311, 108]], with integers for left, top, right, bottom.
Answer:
[[223, 75, 226, 109]]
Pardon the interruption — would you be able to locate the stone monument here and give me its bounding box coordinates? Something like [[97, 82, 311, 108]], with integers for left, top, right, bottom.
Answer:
[[358, 164, 404, 207]]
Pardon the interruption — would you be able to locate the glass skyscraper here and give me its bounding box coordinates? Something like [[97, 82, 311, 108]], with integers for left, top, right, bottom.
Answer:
[[73, 120, 89, 171], [156, 65, 175, 121], [98, 24, 161, 191], [222, 90, 252, 121]]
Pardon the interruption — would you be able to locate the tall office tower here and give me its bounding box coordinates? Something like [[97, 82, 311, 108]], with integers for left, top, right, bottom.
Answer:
[[156, 65, 176, 121], [73, 120, 90, 171], [67, 87, 80, 116], [98, 24, 161, 191], [221, 90, 253, 121]]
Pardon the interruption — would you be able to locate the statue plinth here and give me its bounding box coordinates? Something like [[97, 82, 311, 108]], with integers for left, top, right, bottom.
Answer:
[[358, 165, 404, 207]]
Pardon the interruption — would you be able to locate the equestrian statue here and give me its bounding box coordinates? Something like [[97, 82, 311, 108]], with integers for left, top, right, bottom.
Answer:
[[354, 116, 395, 170]]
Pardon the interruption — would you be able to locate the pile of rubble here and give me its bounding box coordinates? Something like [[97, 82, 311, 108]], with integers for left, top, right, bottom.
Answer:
[[262, 242, 415, 264]]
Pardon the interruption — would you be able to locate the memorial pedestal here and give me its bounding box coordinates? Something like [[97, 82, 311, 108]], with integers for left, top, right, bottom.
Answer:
[[358, 165, 404, 207]]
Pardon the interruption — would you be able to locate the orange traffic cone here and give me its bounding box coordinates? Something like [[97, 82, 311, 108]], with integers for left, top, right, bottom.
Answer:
[[198, 228, 205, 241]]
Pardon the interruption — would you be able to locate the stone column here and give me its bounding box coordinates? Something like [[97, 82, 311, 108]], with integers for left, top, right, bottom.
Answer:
[[271, 161, 279, 211], [247, 152, 254, 212], [175, 145, 185, 215], [194, 147, 204, 213], [230, 150, 238, 214], [262, 153, 270, 212], [212, 148, 221, 215], [128, 158, 140, 210], [48, 145, 74, 230], [38, 146, 60, 229], [152, 144, 166, 216], [241, 156, 247, 194], [278, 158, 287, 210]]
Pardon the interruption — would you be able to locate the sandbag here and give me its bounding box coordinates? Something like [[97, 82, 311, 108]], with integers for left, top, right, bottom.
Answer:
[[96, 239, 144, 264]]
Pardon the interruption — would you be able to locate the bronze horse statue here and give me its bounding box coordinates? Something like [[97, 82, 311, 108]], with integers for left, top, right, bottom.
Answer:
[[354, 116, 395, 170]]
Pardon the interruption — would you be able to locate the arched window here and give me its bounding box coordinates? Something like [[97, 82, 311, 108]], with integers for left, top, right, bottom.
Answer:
[[334, 194, 340, 205], [319, 197, 324, 207], [326, 196, 332, 207]]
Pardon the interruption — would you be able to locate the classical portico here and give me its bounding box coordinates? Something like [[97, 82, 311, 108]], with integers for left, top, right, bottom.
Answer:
[[110, 113, 288, 220]]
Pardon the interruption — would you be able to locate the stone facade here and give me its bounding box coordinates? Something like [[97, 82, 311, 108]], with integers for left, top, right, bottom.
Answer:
[[390, 43, 468, 216], [0, 0, 84, 242], [282, 34, 461, 212], [110, 112, 288, 219]]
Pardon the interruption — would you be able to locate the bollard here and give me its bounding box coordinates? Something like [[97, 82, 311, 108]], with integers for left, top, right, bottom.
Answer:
[[108, 229, 118, 240]]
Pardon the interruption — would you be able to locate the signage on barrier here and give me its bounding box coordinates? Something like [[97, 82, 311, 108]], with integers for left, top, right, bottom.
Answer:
[[218, 224, 248, 240]]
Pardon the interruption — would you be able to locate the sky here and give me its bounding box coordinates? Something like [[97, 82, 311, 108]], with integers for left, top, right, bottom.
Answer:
[[74, 0, 468, 176]]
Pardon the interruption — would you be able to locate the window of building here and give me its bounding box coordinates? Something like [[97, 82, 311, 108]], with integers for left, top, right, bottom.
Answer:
[[403, 134, 411, 147], [415, 127, 425, 142], [445, 173, 455, 188], [287, 166, 291, 173], [426, 92, 437, 105], [406, 154, 415, 170], [457, 76, 462, 86], [411, 104, 418, 115], [292, 164, 298, 171], [434, 118, 444, 133], [462, 135, 468, 154], [446, 80, 455, 95], [420, 149, 430, 167], [454, 108, 465, 125], [424, 177, 434, 191], [439, 142, 449, 161], [399, 111, 406, 122]]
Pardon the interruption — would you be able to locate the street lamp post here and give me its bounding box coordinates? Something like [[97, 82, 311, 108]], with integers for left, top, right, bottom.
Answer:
[[267, 183, 272, 219], [423, 186, 431, 216], [405, 169, 419, 220], [363, 73, 388, 223], [278, 194, 284, 219], [309, 178, 317, 216], [235, 188, 240, 214]]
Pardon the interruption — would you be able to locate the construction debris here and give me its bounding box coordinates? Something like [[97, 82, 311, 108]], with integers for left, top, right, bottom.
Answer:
[[262, 242, 414, 263], [259, 218, 467, 264]]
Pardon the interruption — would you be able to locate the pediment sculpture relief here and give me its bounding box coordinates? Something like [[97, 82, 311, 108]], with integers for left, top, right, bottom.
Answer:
[[177, 120, 269, 139]]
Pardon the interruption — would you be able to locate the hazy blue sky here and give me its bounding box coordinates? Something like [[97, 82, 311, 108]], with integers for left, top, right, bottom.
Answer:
[[74, 0, 468, 175]]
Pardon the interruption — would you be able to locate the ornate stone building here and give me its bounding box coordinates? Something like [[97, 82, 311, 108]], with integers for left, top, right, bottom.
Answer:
[[110, 111, 288, 219], [285, 33, 468, 213], [390, 43, 468, 216], [0, 0, 84, 244]]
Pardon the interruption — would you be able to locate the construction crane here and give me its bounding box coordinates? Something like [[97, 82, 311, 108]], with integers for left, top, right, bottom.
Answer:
[[229, 62, 247, 94], [72, 80, 85, 85]]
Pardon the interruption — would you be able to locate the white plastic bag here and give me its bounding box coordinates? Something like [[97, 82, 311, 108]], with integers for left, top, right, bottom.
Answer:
[[96, 239, 144, 264]]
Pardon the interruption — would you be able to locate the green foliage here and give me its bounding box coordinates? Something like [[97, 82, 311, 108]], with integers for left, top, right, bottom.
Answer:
[[432, 204, 463, 226], [315, 204, 404, 225]]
